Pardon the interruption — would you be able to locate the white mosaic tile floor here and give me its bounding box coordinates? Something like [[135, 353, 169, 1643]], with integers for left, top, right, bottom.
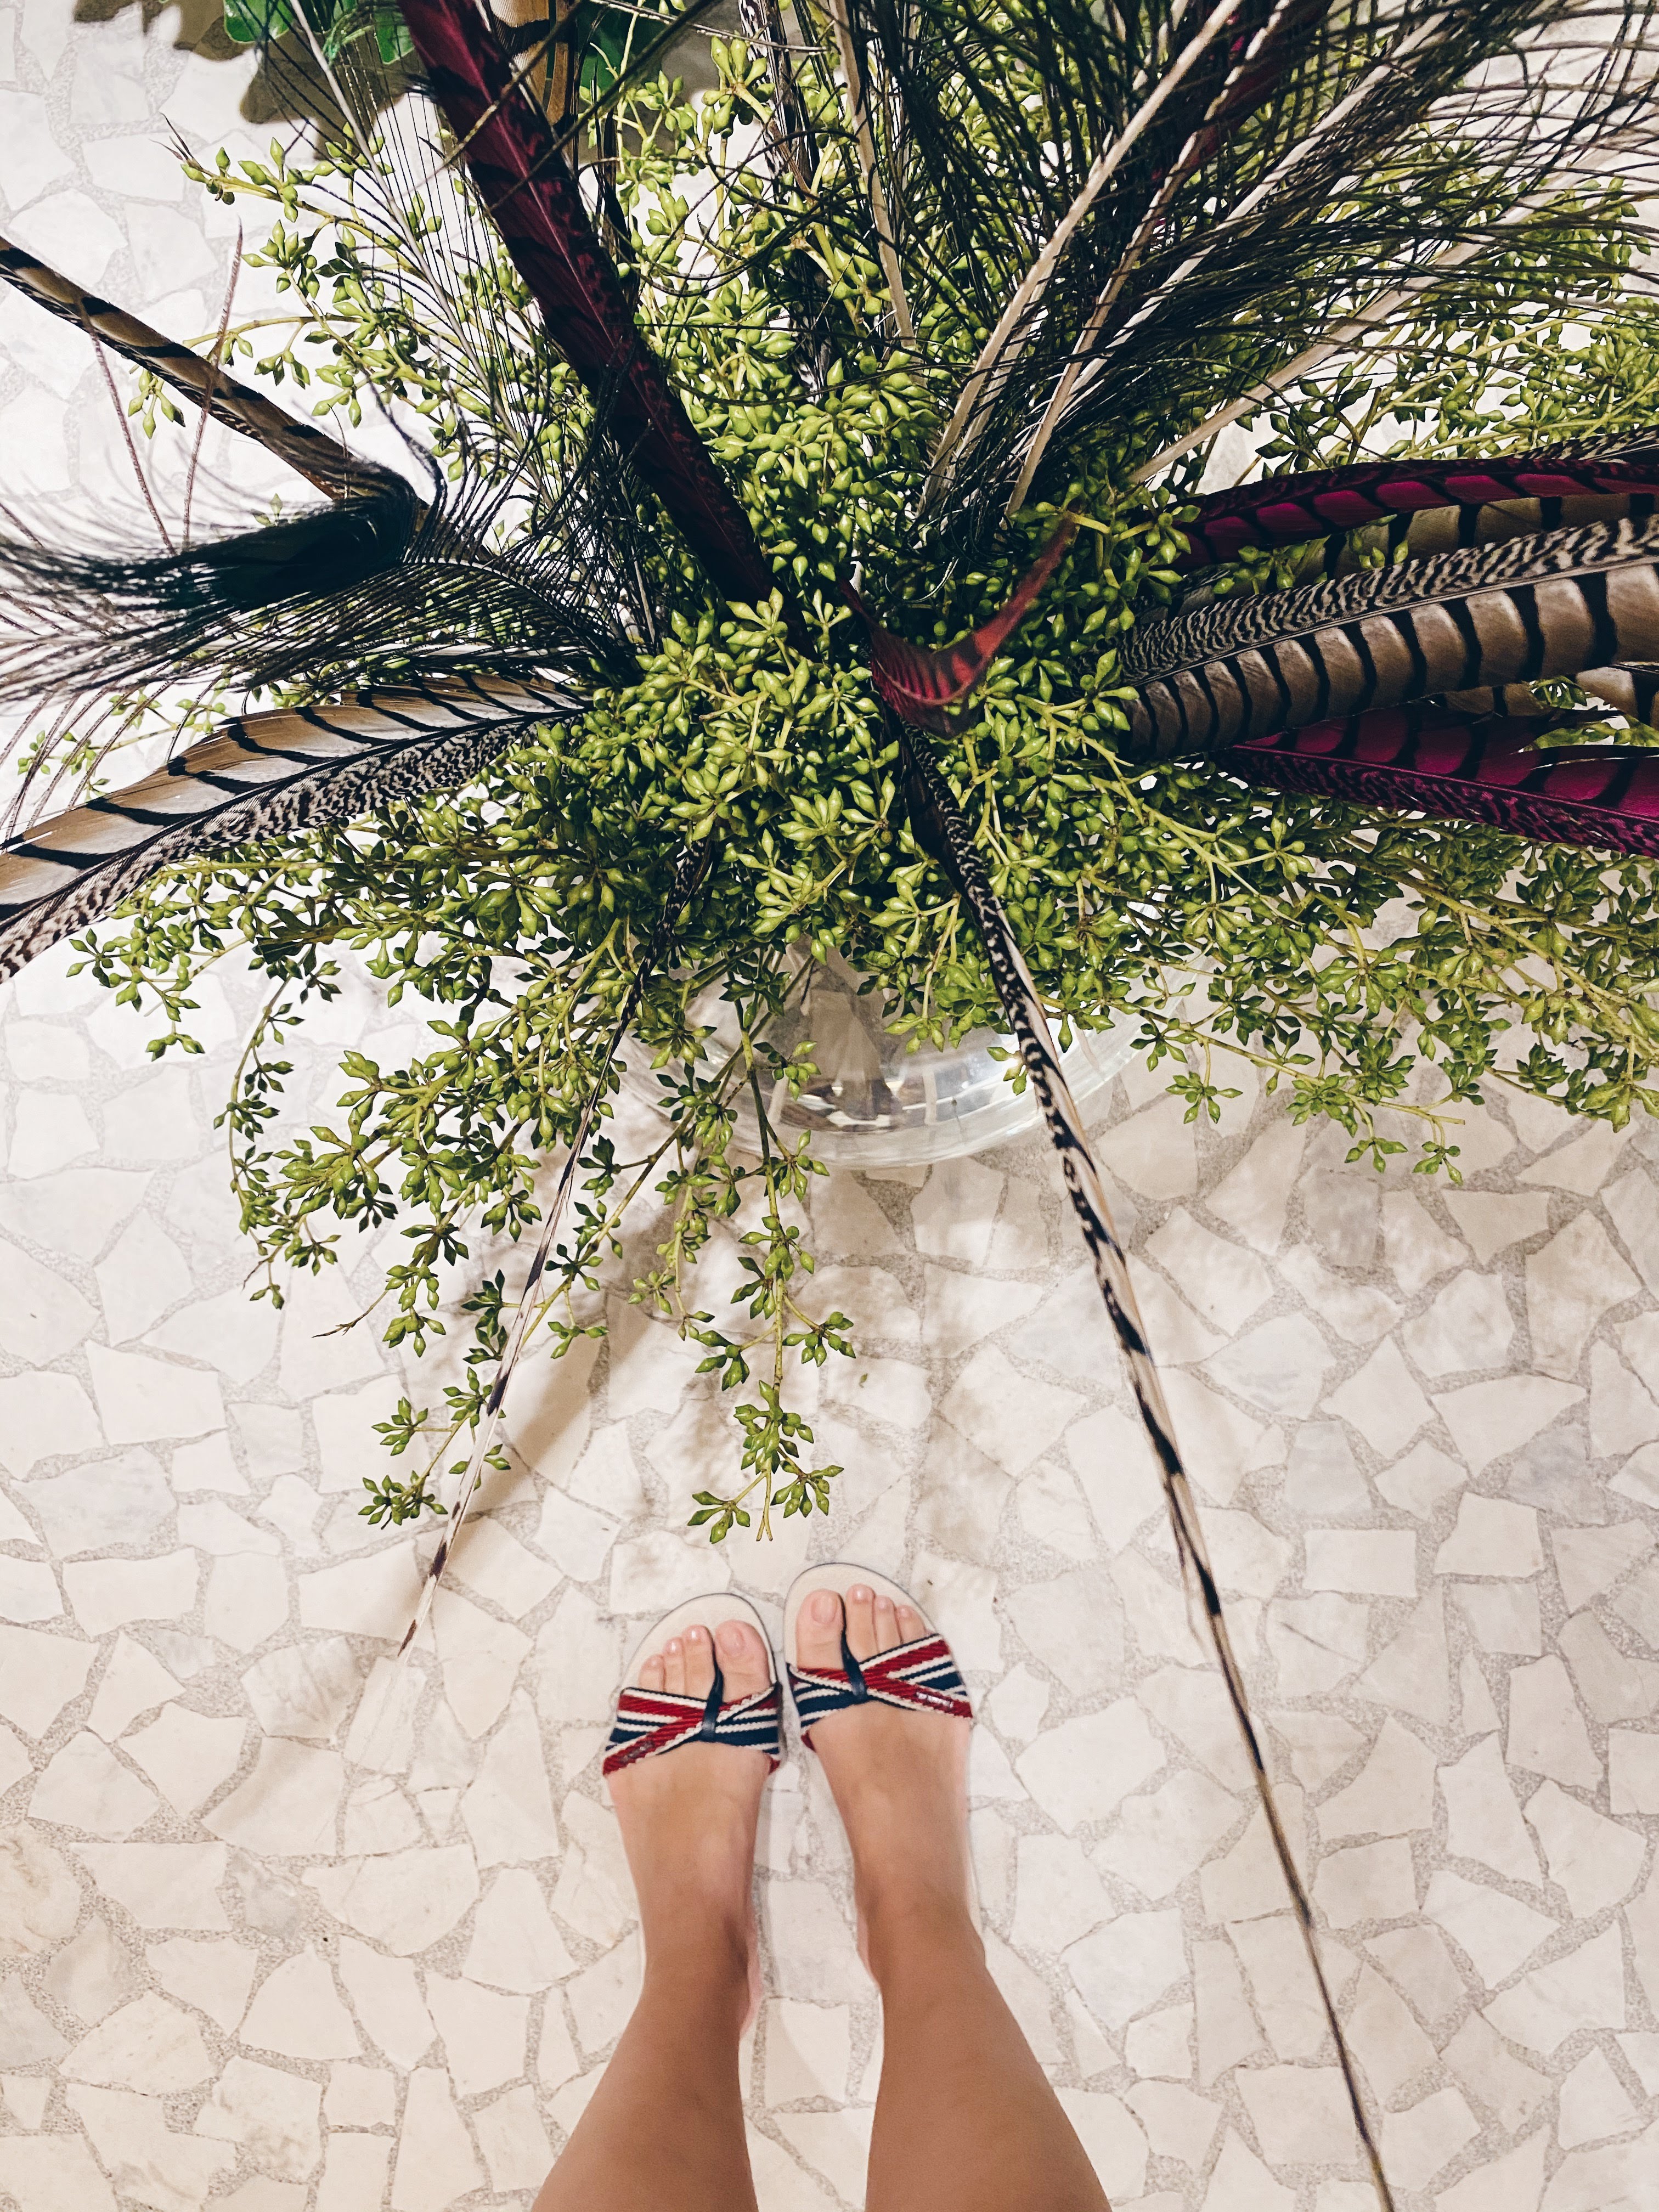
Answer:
[[3, 12, 1659, 2208]]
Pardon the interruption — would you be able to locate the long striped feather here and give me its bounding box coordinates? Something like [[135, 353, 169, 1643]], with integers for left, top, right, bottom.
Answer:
[[1174, 433, 1659, 567], [1227, 708, 1659, 854], [0, 675, 580, 979], [0, 235, 406, 506], [1121, 511, 1659, 757]]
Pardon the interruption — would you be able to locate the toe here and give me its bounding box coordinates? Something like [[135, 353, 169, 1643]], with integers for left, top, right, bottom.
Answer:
[[663, 1635, 687, 1697], [872, 1591, 899, 1653], [715, 1618, 771, 1700], [844, 1583, 880, 1661], [639, 1652, 666, 1694], [895, 1602, 924, 1645], [681, 1623, 717, 1702], [797, 1587, 845, 1671]]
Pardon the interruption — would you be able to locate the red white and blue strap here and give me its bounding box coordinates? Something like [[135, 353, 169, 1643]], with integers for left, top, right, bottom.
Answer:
[[602, 1671, 782, 1779], [787, 1630, 973, 1741]]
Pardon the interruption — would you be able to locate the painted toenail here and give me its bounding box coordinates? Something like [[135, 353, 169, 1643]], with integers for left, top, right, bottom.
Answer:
[[667, 1637, 681, 1653], [716, 1620, 744, 1652], [811, 1592, 837, 1622], [850, 1585, 871, 1601], [686, 1625, 705, 1641]]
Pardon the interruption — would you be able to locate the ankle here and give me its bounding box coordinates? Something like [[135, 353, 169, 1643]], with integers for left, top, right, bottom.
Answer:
[[859, 1880, 981, 1984], [641, 1906, 753, 1997]]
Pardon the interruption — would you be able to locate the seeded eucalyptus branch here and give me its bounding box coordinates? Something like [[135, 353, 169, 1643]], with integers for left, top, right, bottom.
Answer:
[[69, 36, 1659, 1541]]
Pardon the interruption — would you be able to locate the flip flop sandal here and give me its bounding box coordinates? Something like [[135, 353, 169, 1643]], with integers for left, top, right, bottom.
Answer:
[[602, 1592, 784, 1781], [782, 1563, 974, 1747]]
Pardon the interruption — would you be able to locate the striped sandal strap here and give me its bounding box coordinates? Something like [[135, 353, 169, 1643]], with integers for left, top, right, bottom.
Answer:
[[787, 1629, 973, 1743], [602, 1667, 783, 1779]]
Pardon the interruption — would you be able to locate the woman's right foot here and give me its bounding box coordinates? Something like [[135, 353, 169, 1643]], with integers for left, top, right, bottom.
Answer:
[[793, 1584, 977, 1971]]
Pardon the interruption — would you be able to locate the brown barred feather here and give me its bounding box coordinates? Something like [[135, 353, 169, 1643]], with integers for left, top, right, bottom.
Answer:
[[0, 675, 578, 979]]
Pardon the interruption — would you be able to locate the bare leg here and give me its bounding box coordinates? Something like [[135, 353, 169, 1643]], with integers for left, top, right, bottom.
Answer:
[[534, 1618, 771, 2212], [797, 1586, 1110, 2212]]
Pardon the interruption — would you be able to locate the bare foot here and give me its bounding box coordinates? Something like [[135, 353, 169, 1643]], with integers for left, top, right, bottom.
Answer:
[[606, 1618, 773, 2033], [795, 1584, 975, 1977]]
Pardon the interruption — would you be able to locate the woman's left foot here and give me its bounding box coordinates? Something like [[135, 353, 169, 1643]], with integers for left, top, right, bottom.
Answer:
[[606, 1618, 774, 2030]]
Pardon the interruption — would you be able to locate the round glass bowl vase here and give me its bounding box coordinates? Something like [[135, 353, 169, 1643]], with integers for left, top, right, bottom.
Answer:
[[620, 950, 1133, 1169]]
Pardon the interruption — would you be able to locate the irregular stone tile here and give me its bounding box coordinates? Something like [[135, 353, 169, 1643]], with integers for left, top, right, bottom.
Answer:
[[30, 1730, 158, 1838], [1364, 1925, 1466, 2027], [1365, 1438, 1460, 1525], [1558, 1609, 1659, 1723], [0, 1235, 95, 1364], [1483, 1924, 1626, 2054], [1611, 1558, 1659, 1647], [1266, 1592, 1370, 1697], [9, 1088, 97, 1175], [1059, 1407, 1175, 1554], [0, 1623, 97, 1736], [1345, 1963, 1437, 2103], [296, 1540, 419, 1639], [0, 1370, 103, 1477], [1451, 1581, 1541, 1655], [1096, 1769, 1245, 1899], [911, 1550, 1001, 1669], [1402, 1269, 1514, 1378], [1236, 2064, 1357, 2165], [1013, 1458, 1095, 1557], [1439, 2012, 1552, 2135], [1506, 1656, 1601, 1788], [1556, 2045, 1640, 2148], [146, 1937, 256, 2033], [1310, 1837, 1417, 1928], [473, 2081, 555, 2192], [1432, 1377, 1582, 1476], [202, 1739, 343, 1855], [927, 1261, 1043, 1358], [1014, 1700, 1164, 1833], [1281, 1422, 1370, 1521], [240, 1639, 359, 1742], [1317, 1717, 1436, 1842], [20, 1448, 176, 1558], [1587, 1343, 1659, 1457], [1463, 1649, 1510, 1729], [465, 1866, 575, 1990], [1379, 2086, 1480, 2191], [0, 1975, 68, 2063], [940, 1344, 1082, 1475], [67, 2083, 238, 2212], [1517, 1119, 1626, 1193], [323, 2062, 396, 2126], [1527, 1212, 1641, 1378], [1305, 1528, 1416, 1598], [1203, 1315, 1331, 1421], [1147, 1209, 1272, 1333], [0, 1166, 150, 1263], [1323, 1339, 1431, 1458], [174, 1433, 250, 1497], [145, 1290, 279, 1391], [194, 2056, 322, 2182], [63, 1990, 210, 2091], [239, 1949, 359, 2061], [1604, 1165, 1659, 1291], [44, 1915, 139, 2024], [1200, 2128, 1293, 2212], [1228, 1911, 1333, 2058], [1380, 1190, 1464, 1294], [1064, 1907, 1186, 2032], [1609, 1726, 1659, 1814], [1443, 1189, 1551, 1265], [1553, 1521, 1654, 1612], [84, 1344, 224, 1445], [0, 2134, 117, 2212], [1139, 1664, 1254, 1789], [205, 1555, 290, 1654], [1434, 1495, 1543, 1578], [1099, 1094, 1197, 1200], [607, 1531, 730, 1624], [1424, 1868, 1557, 1986], [1279, 1245, 1401, 1346], [461, 1690, 559, 1864], [305, 1842, 480, 1956], [426, 1970, 529, 2095], [1437, 1735, 1541, 1882], [1128, 1252, 1227, 1363], [1156, 1368, 1262, 1503], [1049, 2090, 1147, 2198], [76, 1842, 229, 1931], [335, 1938, 434, 2067], [118, 1706, 244, 1818], [531, 1488, 618, 1583], [1003, 1567, 1124, 1696]]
